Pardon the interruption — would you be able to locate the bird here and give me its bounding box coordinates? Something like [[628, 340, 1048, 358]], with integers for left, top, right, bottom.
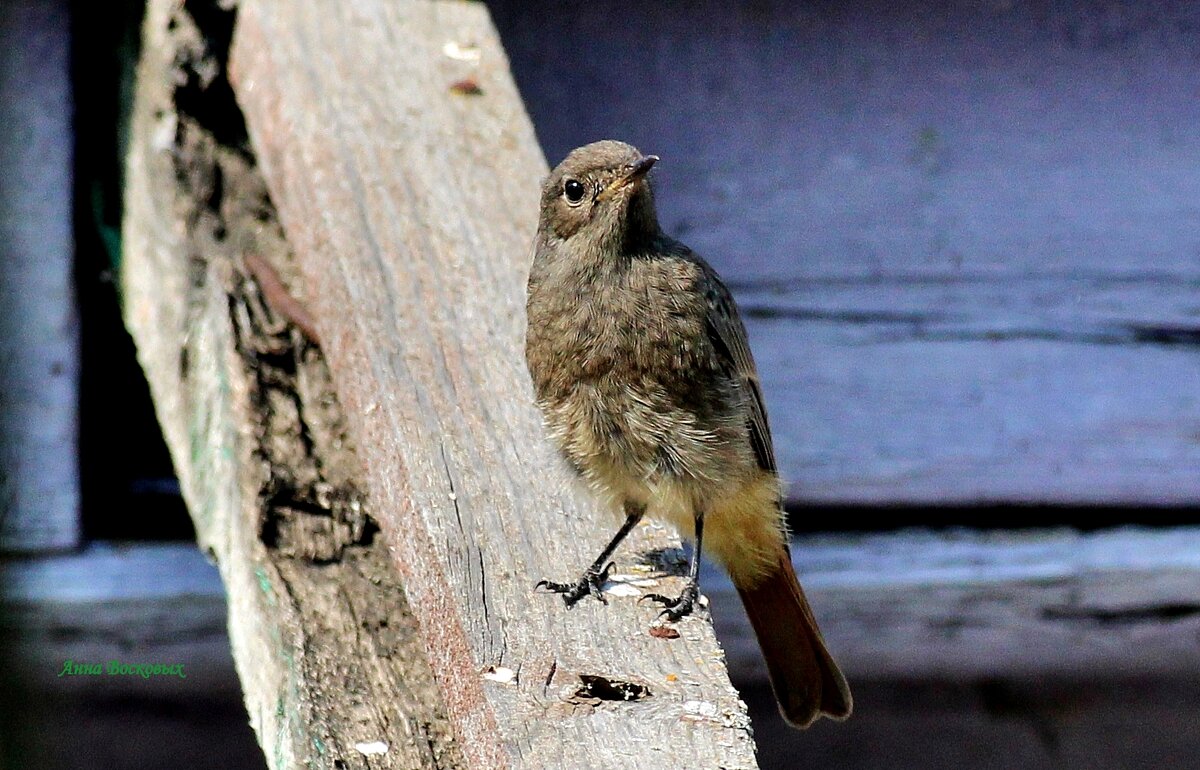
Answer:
[[524, 140, 851, 728]]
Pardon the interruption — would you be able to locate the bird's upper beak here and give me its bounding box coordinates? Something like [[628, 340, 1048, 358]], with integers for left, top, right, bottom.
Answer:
[[598, 154, 659, 200]]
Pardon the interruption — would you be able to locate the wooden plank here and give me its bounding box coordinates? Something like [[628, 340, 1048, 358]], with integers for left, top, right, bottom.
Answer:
[[745, 677, 1200, 770], [228, 1, 757, 767], [749, 316, 1200, 505], [0, 543, 236, 695], [9, 542, 1200, 770], [0, 543, 265, 769], [494, 0, 1200, 281], [8, 536, 1200, 770], [488, 0, 1200, 505], [711, 527, 1200, 682], [121, 2, 462, 768], [9, 528, 1196, 696], [0, 0, 79, 551]]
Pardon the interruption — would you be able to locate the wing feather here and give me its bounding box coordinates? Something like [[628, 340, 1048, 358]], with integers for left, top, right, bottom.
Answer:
[[699, 265, 777, 473]]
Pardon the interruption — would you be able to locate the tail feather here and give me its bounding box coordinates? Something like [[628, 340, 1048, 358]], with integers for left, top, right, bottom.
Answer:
[[735, 551, 852, 728]]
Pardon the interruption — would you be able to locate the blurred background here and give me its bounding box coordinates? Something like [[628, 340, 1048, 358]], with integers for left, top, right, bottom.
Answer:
[[3, 0, 1199, 767]]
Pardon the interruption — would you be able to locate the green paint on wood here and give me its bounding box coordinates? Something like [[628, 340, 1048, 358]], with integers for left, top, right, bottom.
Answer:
[[255, 567, 276, 606]]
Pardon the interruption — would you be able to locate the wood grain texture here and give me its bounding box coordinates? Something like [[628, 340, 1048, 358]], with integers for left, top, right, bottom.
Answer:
[[121, 2, 461, 767], [229, 1, 757, 767], [9, 543, 1200, 770], [489, 0, 1200, 506], [9, 527, 1198, 695]]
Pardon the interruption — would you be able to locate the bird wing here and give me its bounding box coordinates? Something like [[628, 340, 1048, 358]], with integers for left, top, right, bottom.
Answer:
[[698, 263, 777, 474]]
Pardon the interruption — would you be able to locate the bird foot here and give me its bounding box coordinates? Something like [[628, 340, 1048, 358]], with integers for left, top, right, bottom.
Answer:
[[536, 561, 615, 607], [640, 581, 700, 622]]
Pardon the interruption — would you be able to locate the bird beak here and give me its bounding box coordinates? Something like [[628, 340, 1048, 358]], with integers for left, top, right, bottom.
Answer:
[[598, 155, 659, 200], [627, 154, 659, 179]]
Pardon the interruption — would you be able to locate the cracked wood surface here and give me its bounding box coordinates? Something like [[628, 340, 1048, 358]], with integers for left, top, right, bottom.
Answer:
[[122, 1, 462, 767], [228, 0, 757, 767]]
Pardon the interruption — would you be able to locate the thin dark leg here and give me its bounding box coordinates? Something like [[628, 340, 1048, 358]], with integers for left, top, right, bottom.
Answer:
[[642, 508, 705, 622], [536, 503, 645, 607]]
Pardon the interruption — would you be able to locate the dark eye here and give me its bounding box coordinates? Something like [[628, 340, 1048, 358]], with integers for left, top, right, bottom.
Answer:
[[563, 178, 585, 204]]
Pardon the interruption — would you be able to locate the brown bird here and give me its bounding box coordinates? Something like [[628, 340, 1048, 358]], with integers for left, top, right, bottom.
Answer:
[[524, 140, 852, 728]]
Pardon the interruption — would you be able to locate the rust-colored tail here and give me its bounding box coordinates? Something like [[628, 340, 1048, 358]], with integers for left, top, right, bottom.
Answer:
[[735, 551, 852, 728]]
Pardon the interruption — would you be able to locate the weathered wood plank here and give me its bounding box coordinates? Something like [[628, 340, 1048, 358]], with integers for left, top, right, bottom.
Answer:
[[0, 543, 265, 769], [8, 528, 1197, 696], [121, 2, 462, 767], [712, 527, 1200, 682], [9, 541, 1200, 770], [229, 1, 757, 767], [488, 0, 1200, 506], [749, 317, 1200, 505], [494, 0, 1200, 281], [0, 0, 79, 551], [0, 543, 236, 694]]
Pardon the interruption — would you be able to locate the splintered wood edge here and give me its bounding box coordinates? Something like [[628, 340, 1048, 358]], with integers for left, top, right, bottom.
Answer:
[[121, 1, 461, 767], [229, 0, 758, 767]]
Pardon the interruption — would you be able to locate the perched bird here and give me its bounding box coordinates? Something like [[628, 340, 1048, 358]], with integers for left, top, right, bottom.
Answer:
[[524, 140, 852, 727]]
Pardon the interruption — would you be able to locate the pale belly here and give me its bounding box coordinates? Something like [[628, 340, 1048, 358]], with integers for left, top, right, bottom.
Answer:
[[541, 383, 787, 586]]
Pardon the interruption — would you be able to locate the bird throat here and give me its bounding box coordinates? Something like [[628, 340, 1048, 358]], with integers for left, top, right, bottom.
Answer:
[[618, 186, 662, 256]]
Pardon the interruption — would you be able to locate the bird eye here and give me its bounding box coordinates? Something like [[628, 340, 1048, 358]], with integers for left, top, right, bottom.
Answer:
[[563, 178, 585, 205]]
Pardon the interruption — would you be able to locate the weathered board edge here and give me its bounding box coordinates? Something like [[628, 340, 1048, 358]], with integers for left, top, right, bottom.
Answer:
[[120, 2, 462, 767], [229, 0, 759, 767]]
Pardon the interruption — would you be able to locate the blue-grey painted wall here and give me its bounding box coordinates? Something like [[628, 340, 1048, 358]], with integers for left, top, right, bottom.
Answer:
[[493, 0, 1200, 505]]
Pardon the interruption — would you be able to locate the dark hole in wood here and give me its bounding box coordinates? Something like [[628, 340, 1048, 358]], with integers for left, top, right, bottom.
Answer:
[[173, 0, 249, 152], [574, 674, 652, 703]]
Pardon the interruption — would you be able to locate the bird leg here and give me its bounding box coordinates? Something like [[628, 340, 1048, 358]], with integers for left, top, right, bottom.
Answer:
[[641, 508, 705, 622], [536, 503, 645, 607]]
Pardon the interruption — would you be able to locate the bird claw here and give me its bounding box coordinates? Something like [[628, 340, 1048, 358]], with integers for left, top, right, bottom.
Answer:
[[535, 561, 616, 607], [639, 581, 700, 622]]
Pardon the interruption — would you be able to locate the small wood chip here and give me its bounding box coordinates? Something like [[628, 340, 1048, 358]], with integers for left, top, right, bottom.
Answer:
[[354, 741, 389, 756], [481, 665, 516, 684], [649, 626, 680, 639], [442, 41, 481, 62]]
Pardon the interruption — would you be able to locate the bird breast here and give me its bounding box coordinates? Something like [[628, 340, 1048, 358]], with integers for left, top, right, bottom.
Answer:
[[526, 258, 747, 494]]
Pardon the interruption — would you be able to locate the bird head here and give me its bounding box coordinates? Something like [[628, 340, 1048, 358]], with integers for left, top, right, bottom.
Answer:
[[538, 140, 662, 254]]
